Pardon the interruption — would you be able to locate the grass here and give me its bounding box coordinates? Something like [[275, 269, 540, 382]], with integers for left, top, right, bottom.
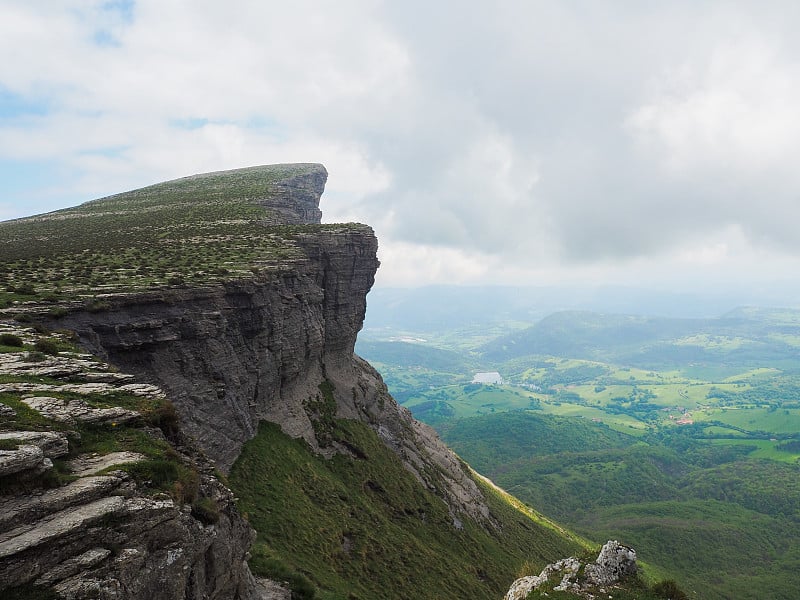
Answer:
[[696, 407, 800, 434], [439, 409, 800, 600], [705, 438, 800, 463], [228, 419, 581, 600], [0, 164, 368, 302]]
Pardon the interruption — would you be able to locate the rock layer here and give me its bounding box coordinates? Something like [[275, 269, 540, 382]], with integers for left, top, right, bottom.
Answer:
[[0, 330, 259, 599]]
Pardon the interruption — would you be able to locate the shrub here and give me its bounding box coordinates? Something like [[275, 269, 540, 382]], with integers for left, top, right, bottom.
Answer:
[[9, 283, 36, 296], [86, 299, 111, 313], [26, 351, 48, 363], [147, 402, 182, 441], [0, 333, 24, 347], [652, 579, 688, 600], [191, 496, 221, 525], [33, 338, 60, 356]]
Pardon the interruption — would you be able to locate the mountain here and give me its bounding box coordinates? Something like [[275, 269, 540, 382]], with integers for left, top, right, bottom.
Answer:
[[480, 309, 800, 370], [0, 164, 585, 599]]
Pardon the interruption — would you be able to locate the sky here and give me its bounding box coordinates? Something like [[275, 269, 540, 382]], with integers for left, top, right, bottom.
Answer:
[[2, 0, 800, 296]]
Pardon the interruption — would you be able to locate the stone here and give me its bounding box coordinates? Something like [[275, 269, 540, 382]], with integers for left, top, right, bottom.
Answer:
[[505, 541, 638, 600], [36, 547, 112, 585], [584, 540, 637, 586], [66, 452, 145, 476], [0, 431, 70, 458], [0, 444, 50, 477], [0, 475, 126, 532], [21, 396, 140, 425]]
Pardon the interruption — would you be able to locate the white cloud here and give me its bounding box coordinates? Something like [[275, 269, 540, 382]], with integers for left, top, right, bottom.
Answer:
[[3, 1, 800, 290], [627, 36, 800, 176]]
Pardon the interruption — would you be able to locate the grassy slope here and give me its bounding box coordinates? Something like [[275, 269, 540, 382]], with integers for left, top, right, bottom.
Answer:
[[229, 420, 582, 600], [0, 164, 364, 303], [441, 411, 800, 600]]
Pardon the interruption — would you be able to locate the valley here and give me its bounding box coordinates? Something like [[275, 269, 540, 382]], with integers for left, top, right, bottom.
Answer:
[[358, 298, 800, 599]]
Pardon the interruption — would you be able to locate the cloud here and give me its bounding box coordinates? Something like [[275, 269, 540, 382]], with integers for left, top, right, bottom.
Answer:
[[3, 1, 800, 288]]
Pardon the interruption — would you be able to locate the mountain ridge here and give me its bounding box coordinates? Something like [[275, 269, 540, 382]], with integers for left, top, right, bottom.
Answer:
[[0, 163, 584, 598]]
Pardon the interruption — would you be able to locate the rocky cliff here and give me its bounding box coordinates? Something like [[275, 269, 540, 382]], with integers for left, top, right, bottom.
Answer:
[[0, 164, 518, 598], [0, 322, 259, 599]]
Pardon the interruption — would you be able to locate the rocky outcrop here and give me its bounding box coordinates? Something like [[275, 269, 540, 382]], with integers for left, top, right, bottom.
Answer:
[[505, 540, 637, 600], [256, 164, 326, 224], [54, 219, 491, 523], [0, 325, 258, 599]]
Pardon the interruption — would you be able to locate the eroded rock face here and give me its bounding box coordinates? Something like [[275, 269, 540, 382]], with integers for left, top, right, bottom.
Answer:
[[54, 202, 492, 525], [0, 325, 261, 600], [1, 163, 498, 598]]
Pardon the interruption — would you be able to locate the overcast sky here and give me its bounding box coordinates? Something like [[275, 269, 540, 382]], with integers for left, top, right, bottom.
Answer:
[[2, 1, 800, 293]]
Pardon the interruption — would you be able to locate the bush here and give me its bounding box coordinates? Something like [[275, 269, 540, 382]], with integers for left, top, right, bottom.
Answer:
[[86, 299, 112, 313], [147, 402, 182, 441], [0, 333, 24, 347], [652, 579, 688, 600], [8, 283, 36, 296], [125, 457, 199, 504], [33, 338, 60, 356], [191, 496, 221, 525]]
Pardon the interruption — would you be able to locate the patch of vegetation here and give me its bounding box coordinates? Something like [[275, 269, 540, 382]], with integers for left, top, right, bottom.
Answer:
[[229, 419, 581, 600], [33, 338, 60, 356], [0, 333, 23, 347], [0, 164, 368, 301], [122, 457, 199, 504], [442, 411, 800, 599], [191, 496, 221, 525]]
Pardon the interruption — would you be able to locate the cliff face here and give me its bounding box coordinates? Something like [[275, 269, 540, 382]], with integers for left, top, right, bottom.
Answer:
[[0, 163, 514, 599], [0, 323, 259, 600], [58, 227, 489, 522], [59, 227, 379, 473]]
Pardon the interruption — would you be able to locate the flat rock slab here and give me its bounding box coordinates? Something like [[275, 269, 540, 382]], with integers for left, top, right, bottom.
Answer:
[[0, 444, 50, 477], [36, 547, 112, 586], [67, 452, 145, 477], [0, 431, 70, 458], [0, 496, 125, 558], [21, 396, 139, 425], [0, 474, 126, 532], [0, 382, 164, 399]]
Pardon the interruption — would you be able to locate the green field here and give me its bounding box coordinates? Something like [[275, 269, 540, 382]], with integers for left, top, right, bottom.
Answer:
[[358, 306, 800, 599]]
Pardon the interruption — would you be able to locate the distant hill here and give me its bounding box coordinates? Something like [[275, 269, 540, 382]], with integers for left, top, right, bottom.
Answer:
[[480, 309, 800, 370]]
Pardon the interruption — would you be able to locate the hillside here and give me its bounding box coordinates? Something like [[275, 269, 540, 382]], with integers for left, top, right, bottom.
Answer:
[[480, 309, 800, 370], [357, 300, 800, 599], [0, 164, 590, 599]]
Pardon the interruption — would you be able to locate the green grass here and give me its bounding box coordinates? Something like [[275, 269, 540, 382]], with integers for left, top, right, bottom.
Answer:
[[438, 410, 800, 600], [0, 164, 367, 301], [696, 407, 800, 434], [228, 419, 581, 600]]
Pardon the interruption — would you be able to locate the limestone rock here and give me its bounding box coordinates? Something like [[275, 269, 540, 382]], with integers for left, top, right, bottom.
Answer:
[[0, 431, 69, 458], [584, 539, 637, 586], [21, 396, 140, 425], [0, 444, 51, 477], [56, 229, 494, 526], [505, 540, 637, 600], [66, 452, 145, 476]]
